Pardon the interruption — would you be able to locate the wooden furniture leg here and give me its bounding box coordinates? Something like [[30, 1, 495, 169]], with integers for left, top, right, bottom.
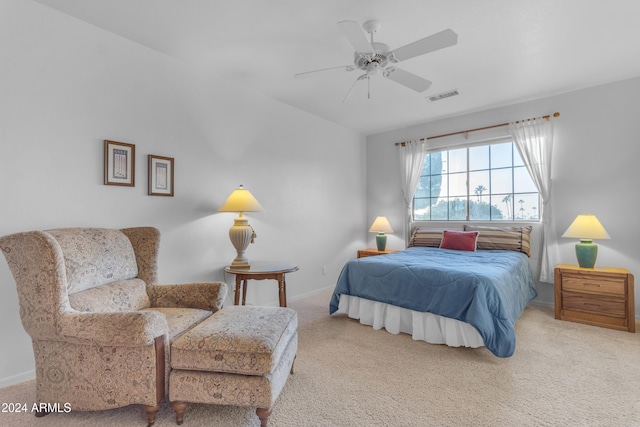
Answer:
[[281, 273, 287, 307], [144, 336, 165, 426], [234, 276, 242, 305], [242, 278, 248, 305], [256, 407, 273, 427], [171, 401, 189, 425], [144, 404, 161, 426], [34, 408, 50, 418]]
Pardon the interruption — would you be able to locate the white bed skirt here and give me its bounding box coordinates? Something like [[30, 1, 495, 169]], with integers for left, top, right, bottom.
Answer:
[[335, 294, 484, 349]]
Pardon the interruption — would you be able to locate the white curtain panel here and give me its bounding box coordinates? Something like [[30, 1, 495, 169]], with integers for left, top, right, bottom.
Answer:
[[397, 140, 426, 246], [508, 117, 559, 283]]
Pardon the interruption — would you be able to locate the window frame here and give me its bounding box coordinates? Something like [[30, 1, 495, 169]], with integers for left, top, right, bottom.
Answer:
[[412, 138, 541, 222]]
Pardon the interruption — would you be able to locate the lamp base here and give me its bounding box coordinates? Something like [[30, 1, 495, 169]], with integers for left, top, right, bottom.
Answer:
[[230, 260, 250, 269], [228, 215, 253, 269], [376, 233, 387, 251], [575, 239, 598, 268]]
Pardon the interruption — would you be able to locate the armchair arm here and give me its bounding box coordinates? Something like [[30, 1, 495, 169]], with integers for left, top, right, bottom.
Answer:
[[148, 282, 228, 312], [58, 310, 168, 347]]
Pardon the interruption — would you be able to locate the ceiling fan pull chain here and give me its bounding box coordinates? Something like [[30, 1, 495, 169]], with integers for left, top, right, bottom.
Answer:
[[368, 76, 371, 99]]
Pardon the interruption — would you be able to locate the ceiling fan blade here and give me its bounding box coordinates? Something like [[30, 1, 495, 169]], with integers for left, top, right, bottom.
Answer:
[[383, 67, 432, 92], [294, 65, 355, 79], [337, 20, 374, 56], [391, 29, 458, 62]]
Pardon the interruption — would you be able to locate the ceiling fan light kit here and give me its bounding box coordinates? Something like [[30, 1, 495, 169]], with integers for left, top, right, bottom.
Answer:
[[295, 19, 458, 101]]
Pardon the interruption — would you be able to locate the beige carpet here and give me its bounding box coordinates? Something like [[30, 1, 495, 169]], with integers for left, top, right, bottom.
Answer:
[[1, 290, 639, 427]]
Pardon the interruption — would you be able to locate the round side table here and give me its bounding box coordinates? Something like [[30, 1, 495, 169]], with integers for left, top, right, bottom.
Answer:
[[224, 261, 298, 307]]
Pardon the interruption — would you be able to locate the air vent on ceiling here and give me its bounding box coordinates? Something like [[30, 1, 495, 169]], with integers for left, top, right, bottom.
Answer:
[[428, 89, 459, 102]]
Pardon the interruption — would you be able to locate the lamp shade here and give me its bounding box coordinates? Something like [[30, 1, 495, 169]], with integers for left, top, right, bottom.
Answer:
[[562, 214, 609, 269], [562, 215, 610, 240], [369, 216, 394, 234], [218, 185, 264, 213]]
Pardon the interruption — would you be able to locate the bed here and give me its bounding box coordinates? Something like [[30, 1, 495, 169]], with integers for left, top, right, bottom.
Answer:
[[329, 226, 537, 358]]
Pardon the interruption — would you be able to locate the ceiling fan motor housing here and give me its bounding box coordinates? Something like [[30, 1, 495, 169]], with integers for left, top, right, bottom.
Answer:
[[353, 42, 393, 73]]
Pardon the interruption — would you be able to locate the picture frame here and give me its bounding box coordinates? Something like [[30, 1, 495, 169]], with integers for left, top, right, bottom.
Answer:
[[148, 154, 174, 197], [104, 140, 135, 186]]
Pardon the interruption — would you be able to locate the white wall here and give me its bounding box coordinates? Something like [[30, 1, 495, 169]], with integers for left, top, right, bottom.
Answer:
[[366, 76, 640, 312], [0, 0, 366, 386]]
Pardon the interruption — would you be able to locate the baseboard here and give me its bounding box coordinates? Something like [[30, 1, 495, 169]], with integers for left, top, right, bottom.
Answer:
[[263, 285, 334, 307], [0, 370, 35, 388], [528, 300, 554, 309], [287, 285, 334, 302]]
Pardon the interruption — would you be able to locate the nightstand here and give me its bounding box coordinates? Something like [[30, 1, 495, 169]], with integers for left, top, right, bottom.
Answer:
[[554, 264, 635, 332], [357, 248, 400, 258]]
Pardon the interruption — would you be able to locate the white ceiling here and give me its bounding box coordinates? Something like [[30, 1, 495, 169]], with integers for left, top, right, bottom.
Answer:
[[33, 0, 640, 135]]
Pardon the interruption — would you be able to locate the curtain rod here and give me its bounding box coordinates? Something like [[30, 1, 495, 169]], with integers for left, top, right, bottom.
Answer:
[[394, 112, 560, 146]]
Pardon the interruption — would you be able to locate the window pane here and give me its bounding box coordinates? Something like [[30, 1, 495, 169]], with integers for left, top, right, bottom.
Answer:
[[447, 148, 467, 173], [449, 172, 467, 197], [491, 168, 513, 194], [469, 145, 489, 171], [422, 154, 431, 176], [514, 194, 539, 220], [431, 198, 449, 220], [469, 171, 489, 202], [430, 151, 444, 175], [490, 143, 513, 168], [430, 174, 444, 198], [414, 198, 431, 220], [513, 146, 525, 167], [514, 166, 537, 192], [415, 175, 430, 198], [492, 194, 513, 220], [470, 201, 491, 220], [449, 198, 467, 220]]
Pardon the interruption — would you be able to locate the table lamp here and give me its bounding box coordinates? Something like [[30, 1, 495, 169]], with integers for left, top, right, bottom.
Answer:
[[369, 216, 394, 251], [218, 185, 264, 268], [561, 214, 610, 268]]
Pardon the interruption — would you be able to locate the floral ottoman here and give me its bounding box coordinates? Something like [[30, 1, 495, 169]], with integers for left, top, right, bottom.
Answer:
[[169, 305, 298, 426]]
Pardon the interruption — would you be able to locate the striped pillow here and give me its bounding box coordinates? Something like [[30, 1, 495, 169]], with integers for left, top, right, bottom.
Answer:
[[464, 225, 532, 256], [408, 227, 463, 248]]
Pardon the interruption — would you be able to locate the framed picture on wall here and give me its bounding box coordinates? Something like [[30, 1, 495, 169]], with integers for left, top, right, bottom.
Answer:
[[148, 154, 174, 196], [104, 140, 135, 186]]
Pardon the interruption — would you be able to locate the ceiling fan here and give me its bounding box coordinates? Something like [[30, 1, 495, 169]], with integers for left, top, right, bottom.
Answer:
[[294, 20, 458, 102]]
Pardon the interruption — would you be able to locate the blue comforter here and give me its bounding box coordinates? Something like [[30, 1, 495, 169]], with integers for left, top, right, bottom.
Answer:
[[329, 247, 537, 357]]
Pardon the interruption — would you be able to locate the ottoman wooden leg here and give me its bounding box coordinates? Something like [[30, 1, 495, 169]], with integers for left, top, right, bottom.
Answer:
[[256, 407, 273, 427], [34, 408, 50, 418], [144, 404, 161, 426], [171, 401, 189, 425]]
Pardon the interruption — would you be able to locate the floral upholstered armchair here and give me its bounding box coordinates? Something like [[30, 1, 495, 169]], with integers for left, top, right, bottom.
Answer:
[[0, 227, 228, 425]]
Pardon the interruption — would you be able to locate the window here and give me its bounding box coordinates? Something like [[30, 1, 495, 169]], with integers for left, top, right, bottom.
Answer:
[[413, 141, 539, 221]]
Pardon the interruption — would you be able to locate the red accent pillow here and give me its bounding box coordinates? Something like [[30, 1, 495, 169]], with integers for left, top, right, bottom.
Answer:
[[439, 230, 479, 252]]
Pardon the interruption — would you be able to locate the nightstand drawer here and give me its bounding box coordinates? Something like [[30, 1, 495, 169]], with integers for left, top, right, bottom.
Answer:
[[562, 292, 626, 318], [561, 273, 626, 296], [555, 264, 635, 332]]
